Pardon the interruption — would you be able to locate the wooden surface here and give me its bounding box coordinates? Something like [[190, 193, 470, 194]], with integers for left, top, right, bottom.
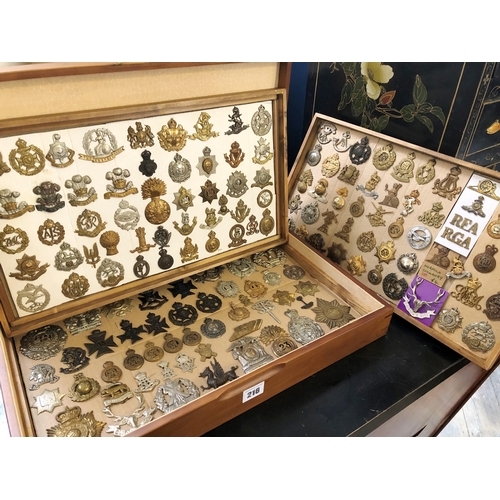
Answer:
[[438, 364, 500, 437]]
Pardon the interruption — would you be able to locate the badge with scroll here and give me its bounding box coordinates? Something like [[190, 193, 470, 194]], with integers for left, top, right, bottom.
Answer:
[[397, 276, 448, 327]]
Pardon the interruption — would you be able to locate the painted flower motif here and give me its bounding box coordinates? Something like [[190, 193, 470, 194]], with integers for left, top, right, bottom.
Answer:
[[361, 62, 394, 100]]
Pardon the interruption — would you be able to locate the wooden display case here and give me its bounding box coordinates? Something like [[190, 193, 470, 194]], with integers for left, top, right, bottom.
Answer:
[[289, 113, 500, 370], [0, 64, 392, 437]]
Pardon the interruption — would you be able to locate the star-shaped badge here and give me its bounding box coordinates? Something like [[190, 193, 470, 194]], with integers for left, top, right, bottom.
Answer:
[[31, 388, 65, 414], [294, 280, 320, 297], [199, 180, 220, 204]]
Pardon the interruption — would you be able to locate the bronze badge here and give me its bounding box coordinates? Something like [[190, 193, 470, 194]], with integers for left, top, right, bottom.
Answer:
[[46, 406, 105, 437], [189, 112, 219, 141], [127, 121, 155, 149], [9, 138, 45, 175], [0, 224, 29, 254]]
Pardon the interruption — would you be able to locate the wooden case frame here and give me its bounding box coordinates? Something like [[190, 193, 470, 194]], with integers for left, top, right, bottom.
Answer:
[[289, 113, 500, 370], [0, 64, 393, 437]]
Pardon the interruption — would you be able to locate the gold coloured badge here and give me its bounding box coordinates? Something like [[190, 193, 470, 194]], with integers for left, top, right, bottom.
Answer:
[[462, 321, 495, 352], [259, 208, 275, 236], [9, 138, 45, 175], [321, 154, 341, 177], [272, 290, 295, 306], [127, 121, 155, 149], [432, 166, 462, 200], [0, 224, 29, 254], [388, 217, 405, 239], [99, 230, 120, 255], [231, 200, 250, 223], [372, 144, 396, 170], [331, 187, 349, 210], [47, 406, 105, 437], [379, 182, 402, 209], [334, 217, 354, 243], [401, 189, 421, 217], [312, 298, 354, 328], [0, 152, 10, 176], [451, 276, 484, 310], [356, 231, 376, 252], [189, 112, 219, 141], [317, 209, 338, 234], [200, 208, 222, 229], [338, 164, 359, 185], [349, 196, 365, 217], [347, 255, 367, 276], [468, 178, 500, 201], [297, 169, 313, 193], [487, 214, 500, 239], [75, 209, 107, 237], [244, 280, 268, 299], [224, 141, 245, 168], [157, 118, 188, 151], [416, 159, 436, 185], [367, 203, 393, 227], [141, 178, 171, 224], [418, 201, 446, 228], [391, 152, 415, 182], [172, 186, 195, 212], [9, 254, 49, 281], [196, 146, 218, 176], [61, 272, 90, 299], [375, 241, 397, 264], [180, 237, 199, 263], [67, 373, 100, 402], [173, 213, 197, 235]]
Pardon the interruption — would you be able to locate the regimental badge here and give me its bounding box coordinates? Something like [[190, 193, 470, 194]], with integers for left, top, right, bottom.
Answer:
[[96, 258, 124, 287], [9, 138, 45, 175], [367, 264, 384, 285], [487, 214, 500, 239], [168, 153, 192, 183], [356, 231, 376, 252], [127, 121, 155, 149], [284, 309, 324, 345], [400, 277, 447, 322], [432, 166, 462, 200], [388, 217, 405, 239], [349, 196, 365, 217], [138, 150, 157, 177], [20, 325, 67, 360], [484, 292, 500, 321], [29, 364, 60, 391], [468, 178, 500, 201], [0, 152, 11, 176], [312, 298, 354, 328], [104, 168, 138, 198], [415, 159, 436, 185], [60, 347, 90, 374], [168, 302, 198, 327], [418, 202, 446, 228], [64, 309, 101, 335], [259, 208, 275, 236], [253, 137, 274, 165], [246, 215, 259, 235], [436, 307, 463, 333], [83, 242, 100, 268], [199, 179, 220, 204], [197, 146, 218, 176], [327, 242, 347, 264], [138, 289, 168, 310], [172, 186, 195, 212], [462, 196, 486, 217], [301, 201, 320, 225], [204, 230, 220, 253], [67, 373, 100, 402], [321, 153, 341, 177], [272, 290, 295, 306], [99, 230, 120, 256], [309, 178, 329, 204], [47, 406, 105, 437], [307, 144, 322, 166], [372, 144, 396, 170], [195, 343, 218, 363], [251, 104, 272, 136], [101, 361, 122, 383], [141, 178, 170, 224], [79, 128, 124, 163], [382, 273, 408, 301], [228, 223, 247, 247], [445, 257, 471, 281], [473, 244, 498, 273], [173, 213, 197, 235], [462, 321, 496, 352], [451, 276, 484, 309], [401, 190, 421, 217], [85, 329, 118, 358], [46, 133, 75, 168], [397, 253, 419, 274], [391, 152, 415, 182], [347, 255, 367, 276], [31, 388, 65, 414], [200, 208, 222, 229], [114, 200, 140, 231], [297, 169, 313, 193], [379, 183, 402, 209], [130, 227, 155, 254], [36, 219, 64, 246], [225, 106, 249, 135], [154, 378, 200, 413], [65, 174, 97, 206], [334, 217, 354, 243], [0, 189, 35, 219], [54, 242, 84, 271], [375, 240, 397, 264], [317, 123, 336, 144], [189, 112, 219, 141], [32, 181, 65, 213], [157, 118, 188, 151], [75, 209, 107, 237], [227, 337, 273, 374], [180, 237, 199, 263], [0, 224, 29, 254], [224, 141, 245, 168], [367, 203, 393, 227], [252, 167, 273, 189], [338, 164, 360, 185], [61, 272, 90, 299]]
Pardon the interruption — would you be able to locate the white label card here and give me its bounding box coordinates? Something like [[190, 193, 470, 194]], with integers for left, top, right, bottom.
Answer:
[[242, 381, 265, 403], [434, 173, 500, 257]]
